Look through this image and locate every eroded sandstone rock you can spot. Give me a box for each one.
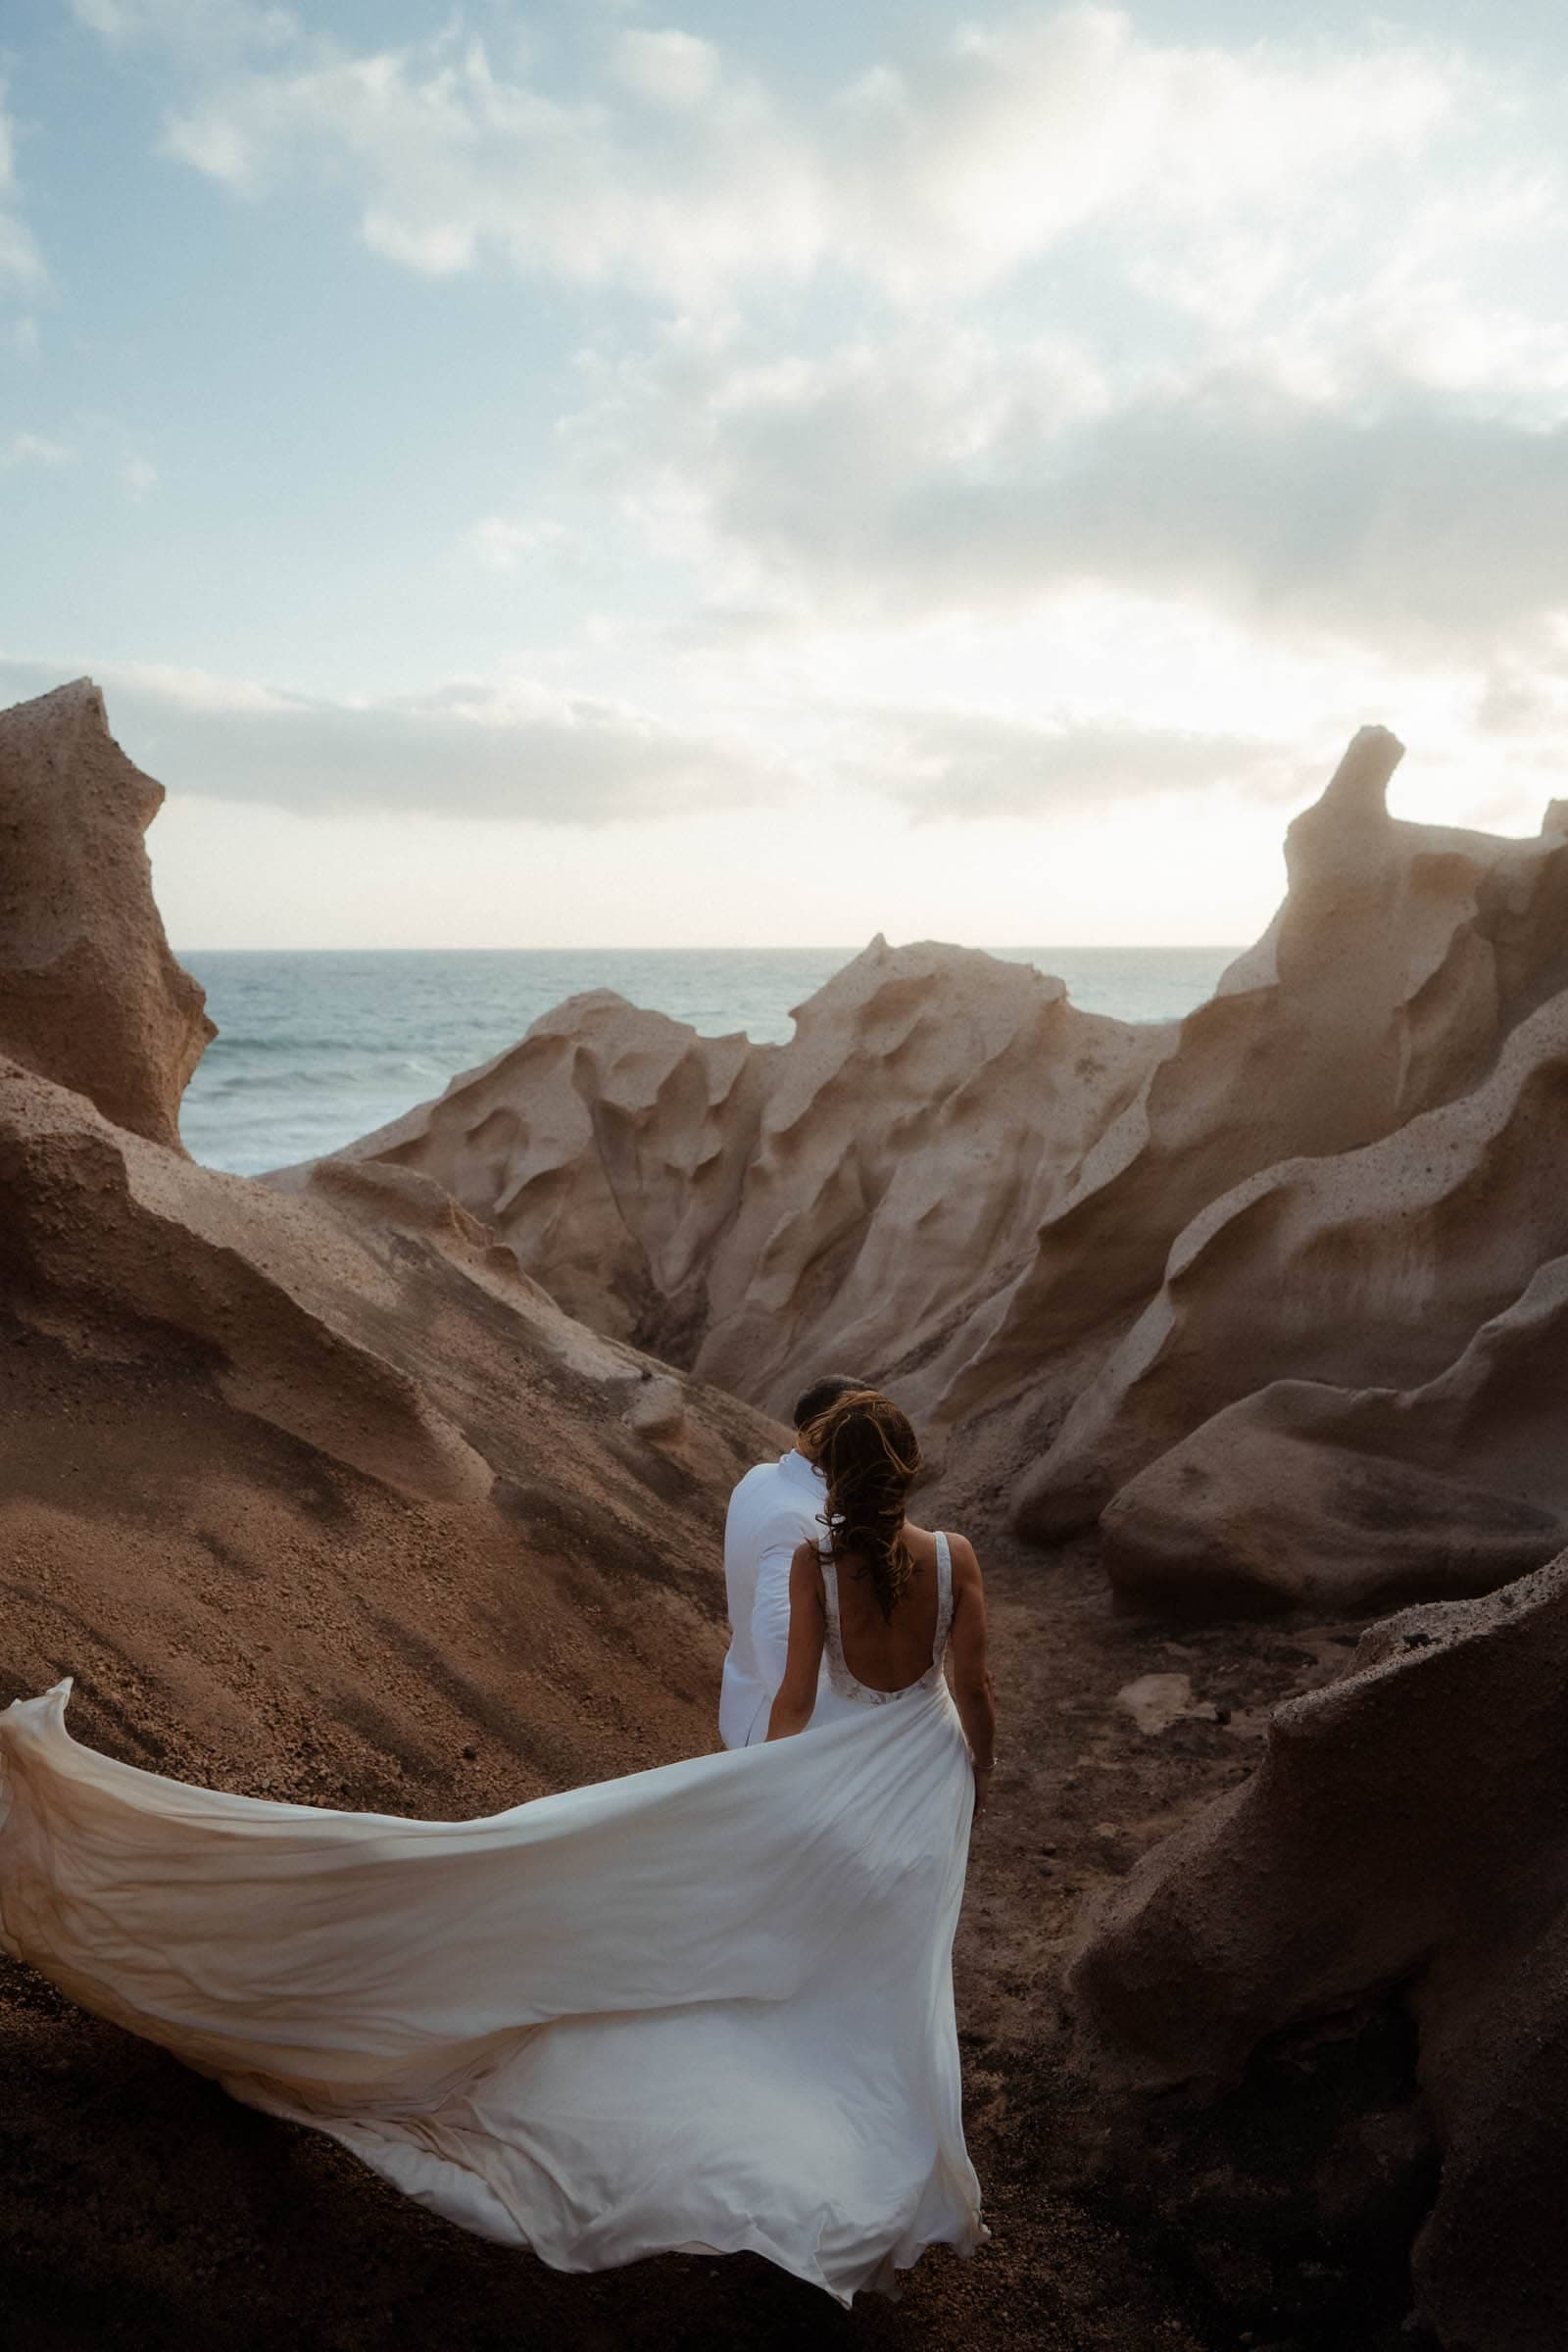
[272,988,774,1361]
[1070,1551,1568,2352]
[1102,1254,1568,1616]
[967,731,1568,1483]
[0,682,779,1805]
[0,1045,780,1798]
[1022,986,1568,1541]
[0,680,214,1149]
[287,934,1157,1418]
[693,937,1152,1411]
[306,723,1568,1567]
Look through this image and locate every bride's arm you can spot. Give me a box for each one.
[764,1544,827,1740]
[947,1536,998,1817]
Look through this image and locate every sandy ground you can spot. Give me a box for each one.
[1,1529,1434,2352]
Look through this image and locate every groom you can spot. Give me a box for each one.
[718,1372,870,1749]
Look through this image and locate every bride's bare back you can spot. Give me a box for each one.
[767,1517,997,1814]
[829,1521,946,1692]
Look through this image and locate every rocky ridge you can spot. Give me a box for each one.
[277,933,1158,1425]
[9,674,1568,2349]
[0,679,778,1810]
[1071,1551,1568,2352]
[0,679,214,1151]
[311,723,1568,1622]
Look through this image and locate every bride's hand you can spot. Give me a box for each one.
[971,1757,994,1825]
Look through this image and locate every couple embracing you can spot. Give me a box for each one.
[0,1381,997,2304]
[722,1373,996,1810]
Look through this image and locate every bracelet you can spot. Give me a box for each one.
[973,1756,997,1772]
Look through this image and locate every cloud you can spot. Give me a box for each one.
[819,10,1458,304]
[862,710,1306,820]
[71,0,298,56]
[568,322,1568,663]
[463,515,585,573]
[0,652,1316,836]
[3,430,69,466]
[89,6,1482,309]
[0,79,46,290]
[153,28,821,300]
[54,2,1568,861]
[0,214,43,286]
[0,659,784,823]
[612,30,722,110]
[76,5,1568,683]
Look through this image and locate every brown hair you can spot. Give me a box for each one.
[792,1371,873,1430]
[801,1388,922,1622]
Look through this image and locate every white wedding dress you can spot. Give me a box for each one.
[0,1534,985,2304]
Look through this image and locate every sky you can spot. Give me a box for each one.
[4,1,1568,948]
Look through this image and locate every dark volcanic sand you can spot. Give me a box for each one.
[1,1535,1440,2352]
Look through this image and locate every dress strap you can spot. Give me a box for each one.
[932,1533,954,1667]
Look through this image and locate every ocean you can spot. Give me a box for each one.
[177,946,1240,1178]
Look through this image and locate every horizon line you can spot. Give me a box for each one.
[172,940,1250,956]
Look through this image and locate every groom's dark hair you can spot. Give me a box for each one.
[793,1373,873,1431]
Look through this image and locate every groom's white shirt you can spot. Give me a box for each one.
[719,1448,830,1750]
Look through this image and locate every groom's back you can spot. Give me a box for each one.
[724,1458,781,1545]
[719,1456,816,1749]
[722,1457,792,1644]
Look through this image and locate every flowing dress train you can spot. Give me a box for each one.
[0,1533,986,2303]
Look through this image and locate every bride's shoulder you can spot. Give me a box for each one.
[907,1524,978,1577]
[939,1530,983,1584]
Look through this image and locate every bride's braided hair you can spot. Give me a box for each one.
[802,1389,923,1623]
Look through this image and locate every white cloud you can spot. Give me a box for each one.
[102,6,1568,676]
[559,311,1568,668]
[107,7,1485,309]
[2,430,69,466]
[612,30,722,109]
[0,213,43,286]
[0,656,785,823]
[821,10,1457,302]
[76,4,1568,669]
[464,515,584,572]
[0,78,46,290]
[0,647,1331,838]
[52,2,1568,885]
[154,33,820,298]
[123,454,158,499]
[856,710,1305,820]
[71,0,299,56]
[167,108,265,185]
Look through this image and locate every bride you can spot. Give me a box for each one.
[0,1389,997,2305]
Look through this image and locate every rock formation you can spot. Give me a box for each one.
[301,722,1568,1623]
[0,680,214,1150]
[0,678,779,1810]
[932,724,1548,1443]
[0,1043,778,1799]
[695,938,1152,1410]
[1070,1551,1568,2352]
[1102,1251,1568,1615]
[994,756,1568,1605]
[278,989,776,1362]
[12,671,1568,2346]
[1024,985,1568,1541]
[280,935,1158,1417]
